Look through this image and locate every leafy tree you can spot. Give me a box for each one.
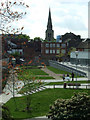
[15,34,30,41]
[34,37,43,42]
[48,92,90,120]
[0,0,29,34]
[17,65,44,112]
[68,47,76,56]
[0,0,29,58]
[2,105,13,120]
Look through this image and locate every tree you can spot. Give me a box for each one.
[17,64,44,112]
[0,0,29,34]
[1,0,29,112]
[0,0,29,58]
[48,92,90,120]
[15,34,30,41]
[34,37,44,42]
[2,105,13,120]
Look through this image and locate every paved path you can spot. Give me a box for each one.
[41,77,88,83]
[41,67,62,79]
[0,77,89,104]
[24,116,51,120]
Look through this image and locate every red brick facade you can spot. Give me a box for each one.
[41,42,67,56]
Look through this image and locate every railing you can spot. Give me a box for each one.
[49,60,87,77]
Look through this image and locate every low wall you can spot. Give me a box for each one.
[49,60,87,77]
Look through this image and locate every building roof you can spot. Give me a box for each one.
[77,39,90,49]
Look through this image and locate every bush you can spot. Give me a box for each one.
[2,105,13,120]
[48,92,90,120]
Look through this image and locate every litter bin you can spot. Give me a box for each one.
[64,82,67,89]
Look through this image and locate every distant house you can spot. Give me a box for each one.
[1,34,28,57]
[70,39,90,66]
[62,32,82,49]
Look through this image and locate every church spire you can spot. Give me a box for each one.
[47,8,52,30]
[45,8,54,42]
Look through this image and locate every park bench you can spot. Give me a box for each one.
[67,83,81,89]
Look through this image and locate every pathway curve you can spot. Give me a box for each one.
[41,67,62,79]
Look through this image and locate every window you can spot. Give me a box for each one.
[41,44,43,47]
[61,44,66,48]
[61,49,66,54]
[46,49,49,54]
[53,44,55,47]
[57,44,60,47]
[50,43,53,47]
[53,50,55,54]
[48,33,51,37]
[50,50,53,54]
[57,50,60,54]
[46,43,49,47]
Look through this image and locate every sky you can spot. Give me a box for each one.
[1,0,90,39]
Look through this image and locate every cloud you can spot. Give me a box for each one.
[0,0,88,39]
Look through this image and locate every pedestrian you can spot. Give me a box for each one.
[63,74,65,81]
[66,74,70,81]
[71,72,74,81]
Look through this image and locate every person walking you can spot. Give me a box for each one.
[66,74,70,81]
[63,74,65,81]
[71,72,74,81]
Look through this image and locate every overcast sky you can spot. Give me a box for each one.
[1,0,90,39]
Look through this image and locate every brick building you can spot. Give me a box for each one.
[41,42,67,59]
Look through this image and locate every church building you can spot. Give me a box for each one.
[45,8,54,41]
[41,8,67,60]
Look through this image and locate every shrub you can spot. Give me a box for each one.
[48,92,90,120]
[2,105,13,120]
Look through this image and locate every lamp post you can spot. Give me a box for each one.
[75,51,78,82]
[12,57,18,110]
[12,57,16,97]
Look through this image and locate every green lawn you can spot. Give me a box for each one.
[47,66,70,74]
[18,75,54,80]
[20,68,48,75]
[47,66,84,77]
[5,89,90,119]
[17,68,50,80]
[34,76,54,79]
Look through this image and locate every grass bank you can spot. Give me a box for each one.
[5,89,90,119]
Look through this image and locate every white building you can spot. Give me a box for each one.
[70,39,90,66]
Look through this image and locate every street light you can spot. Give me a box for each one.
[75,51,79,82]
[12,57,16,97]
[12,57,18,110]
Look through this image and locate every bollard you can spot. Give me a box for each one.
[64,82,66,89]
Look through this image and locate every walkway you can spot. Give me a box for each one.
[41,67,62,79]
[0,77,89,104]
[24,116,51,120]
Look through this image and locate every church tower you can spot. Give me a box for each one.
[45,8,54,42]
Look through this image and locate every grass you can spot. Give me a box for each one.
[34,76,54,79]
[5,89,90,119]
[47,66,84,77]
[47,66,70,74]
[46,80,90,85]
[20,68,48,75]
[17,68,50,80]
[18,76,54,80]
